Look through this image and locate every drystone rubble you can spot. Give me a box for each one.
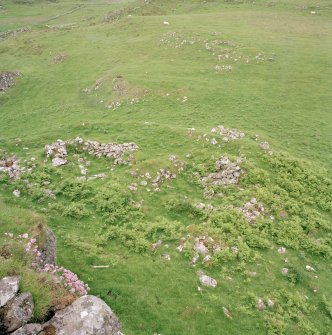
[0,156,22,179]
[201,156,242,188]
[0,72,21,92]
[238,198,265,223]
[44,138,138,167]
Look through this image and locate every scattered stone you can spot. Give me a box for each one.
[267,299,274,308]
[42,295,121,335]
[152,169,176,189]
[211,125,245,142]
[0,292,34,333]
[163,21,169,25]
[0,72,21,92]
[246,271,257,277]
[0,276,20,308]
[198,271,217,288]
[12,189,21,198]
[257,298,266,311]
[238,198,264,223]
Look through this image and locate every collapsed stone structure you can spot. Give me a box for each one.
[45,138,138,167]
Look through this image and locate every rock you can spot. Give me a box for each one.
[162,254,171,261]
[281,268,289,275]
[0,276,20,308]
[305,265,315,272]
[12,189,21,198]
[194,242,208,255]
[52,157,67,167]
[257,298,266,310]
[198,272,217,288]
[11,323,42,335]
[42,295,121,335]
[277,247,286,254]
[259,141,270,150]
[267,299,274,308]
[0,292,34,332]
[222,307,232,319]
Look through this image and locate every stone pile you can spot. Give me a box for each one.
[0,72,21,92]
[0,156,22,179]
[211,125,245,142]
[238,198,264,223]
[201,156,242,187]
[44,140,68,167]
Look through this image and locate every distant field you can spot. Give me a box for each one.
[1,0,331,334]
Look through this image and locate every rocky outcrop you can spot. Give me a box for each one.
[11,323,42,335]
[42,295,121,335]
[0,227,123,335]
[0,292,34,333]
[0,276,20,308]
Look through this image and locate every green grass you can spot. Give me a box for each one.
[0,0,331,334]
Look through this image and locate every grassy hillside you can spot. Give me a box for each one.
[0,0,331,334]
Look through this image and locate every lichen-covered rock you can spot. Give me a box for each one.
[0,276,20,308]
[198,271,217,288]
[40,227,57,266]
[42,295,121,335]
[11,323,42,335]
[0,292,34,333]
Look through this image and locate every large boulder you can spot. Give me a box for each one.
[0,276,20,308]
[11,323,42,335]
[41,295,121,335]
[0,292,34,333]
